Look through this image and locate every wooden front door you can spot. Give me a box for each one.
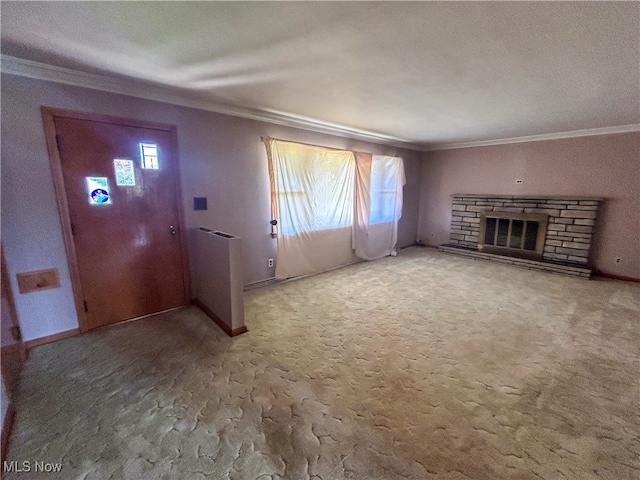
[44,109,190,331]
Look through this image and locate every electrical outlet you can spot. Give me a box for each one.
[516,179,523,184]
[615,257,622,264]
[268,258,274,267]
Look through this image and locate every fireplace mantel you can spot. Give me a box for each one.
[440,194,603,278]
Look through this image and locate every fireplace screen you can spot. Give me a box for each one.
[479,212,548,259]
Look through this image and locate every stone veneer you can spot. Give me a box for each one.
[442,194,603,275]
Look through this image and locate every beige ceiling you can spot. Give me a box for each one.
[2,2,639,149]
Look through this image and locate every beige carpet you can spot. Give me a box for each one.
[5,248,640,480]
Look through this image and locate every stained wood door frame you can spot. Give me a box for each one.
[1,245,27,466]
[1,246,27,365]
[41,107,191,333]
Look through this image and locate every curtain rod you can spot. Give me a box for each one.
[260,136,395,157]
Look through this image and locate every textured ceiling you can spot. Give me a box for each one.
[2,2,639,149]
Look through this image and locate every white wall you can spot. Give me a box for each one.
[1,73,422,342]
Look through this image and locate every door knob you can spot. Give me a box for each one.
[169,225,177,235]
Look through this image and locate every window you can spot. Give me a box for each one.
[369,156,402,224]
[86,177,111,204]
[139,143,158,169]
[113,159,136,186]
[265,137,405,278]
[270,141,355,236]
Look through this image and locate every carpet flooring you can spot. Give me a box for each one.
[5,248,640,479]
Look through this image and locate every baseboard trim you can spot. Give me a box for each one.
[230,325,248,336]
[25,328,80,350]
[244,277,278,291]
[1,402,16,466]
[594,272,640,283]
[193,299,248,337]
[413,242,439,249]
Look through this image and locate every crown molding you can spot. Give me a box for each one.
[0,55,418,150]
[422,124,640,151]
[3,55,638,153]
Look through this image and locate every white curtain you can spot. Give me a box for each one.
[353,153,406,260]
[267,139,358,279]
[266,139,405,279]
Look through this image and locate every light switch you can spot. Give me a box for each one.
[17,268,60,294]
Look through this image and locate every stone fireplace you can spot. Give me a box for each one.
[439,194,603,278]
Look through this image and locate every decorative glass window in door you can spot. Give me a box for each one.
[114,159,136,186]
[140,143,159,169]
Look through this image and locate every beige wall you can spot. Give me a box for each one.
[1,74,422,341]
[418,132,640,279]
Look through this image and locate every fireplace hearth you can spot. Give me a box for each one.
[439,194,603,278]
